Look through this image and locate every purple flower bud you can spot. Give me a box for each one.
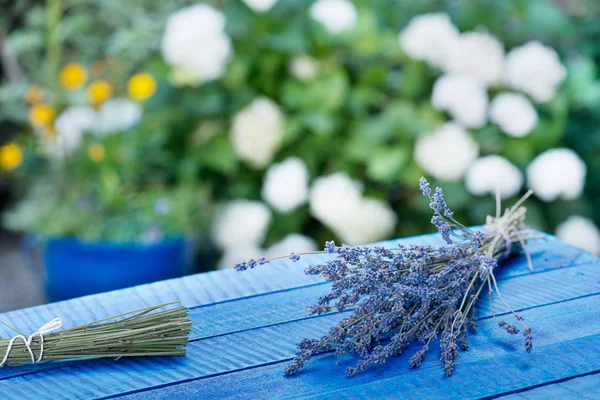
[419,177,431,197]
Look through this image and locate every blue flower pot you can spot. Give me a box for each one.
[43,237,187,302]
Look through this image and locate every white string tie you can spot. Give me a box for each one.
[0,318,62,367]
[489,225,512,257]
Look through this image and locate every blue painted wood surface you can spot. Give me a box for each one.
[0,231,598,399]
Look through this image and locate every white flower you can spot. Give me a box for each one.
[309,173,396,245]
[94,98,142,137]
[504,41,566,103]
[398,12,459,69]
[231,97,285,168]
[52,106,96,155]
[335,198,397,245]
[212,200,272,249]
[241,0,278,12]
[526,148,586,202]
[289,56,318,81]
[261,157,309,213]
[161,5,232,83]
[446,31,504,86]
[489,93,538,137]
[265,234,317,259]
[414,123,479,181]
[218,244,264,269]
[556,216,600,255]
[432,74,489,129]
[465,155,523,198]
[310,172,363,233]
[309,0,358,34]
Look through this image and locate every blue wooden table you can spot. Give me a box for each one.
[0,231,599,399]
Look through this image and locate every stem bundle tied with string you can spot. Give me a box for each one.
[235,178,536,377]
[0,302,191,366]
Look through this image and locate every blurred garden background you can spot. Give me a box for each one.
[1,0,600,310]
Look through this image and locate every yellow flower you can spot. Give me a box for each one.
[0,143,23,171]
[60,63,88,89]
[88,143,106,163]
[127,73,157,101]
[87,80,113,105]
[25,86,45,104]
[29,104,55,127]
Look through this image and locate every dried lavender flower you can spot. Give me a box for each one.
[524,327,533,354]
[236,178,535,377]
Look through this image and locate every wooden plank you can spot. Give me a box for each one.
[0,283,599,399]
[113,295,600,400]
[498,372,600,399]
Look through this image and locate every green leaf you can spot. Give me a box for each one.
[399,60,430,98]
[366,146,410,183]
[197,135,239,175]
[264,19,309,53]
[281,68,349,111]
[344,132,379,162]
[567,57,600,108]
[302,111,338,136]
[502,137,535,165]
[438,181,471,210]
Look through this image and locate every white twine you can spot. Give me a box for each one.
[0,318,62,367]
[490,225,512,256]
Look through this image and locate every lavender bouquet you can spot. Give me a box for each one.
[0,302,191,367]
[235,178,535,377]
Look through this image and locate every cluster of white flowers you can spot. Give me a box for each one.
[52,106,97,157]
[309,173,396,245]
[161,5,232,84]
[465,155,523,198]
[241,0,278,13]
[212,200,272,250]
[414,123,479,181]
[526,148,586,202]
[261,157,309,213]
[556,216,600,255]
[309,0,358,34]
[265,233,317,259]
[489,93,538,137]
[398,13,567,143]
[95,99,142,137]
[400,12,579,203]
[289,55,319,81]
[432,74,488,128]
[446,31,504,86]
[398,12,459,69]
[46,100,142,160]
[231,97,285,168]
[504,41,567,103]
[399,13,565,100]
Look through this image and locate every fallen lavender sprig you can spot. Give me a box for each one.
[235,178,535,377]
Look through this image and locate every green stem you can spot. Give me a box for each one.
[46,0,62,108]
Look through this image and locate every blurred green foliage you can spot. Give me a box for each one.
[1,0,600,248]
